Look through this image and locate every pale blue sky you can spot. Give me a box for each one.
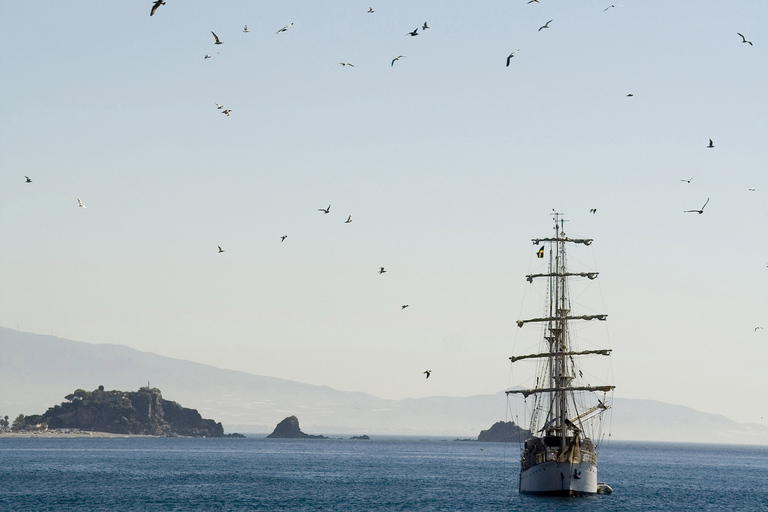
[1,1,766,425]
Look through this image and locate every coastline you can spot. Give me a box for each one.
[0,431,158,439]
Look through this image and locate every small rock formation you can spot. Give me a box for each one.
[350,435,370,440]
[266,415,328,439]
[22,387,223,437]
[477,421,530,442]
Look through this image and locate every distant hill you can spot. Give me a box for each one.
[2,328,767,444]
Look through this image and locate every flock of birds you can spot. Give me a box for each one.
[16,2,763,391]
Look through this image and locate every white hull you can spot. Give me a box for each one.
[519,460,598,496]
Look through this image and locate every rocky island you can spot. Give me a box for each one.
[21,386,224,437]
[266,415,328,439]
[477,421,530,443]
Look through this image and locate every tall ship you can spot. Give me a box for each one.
[507,212,614,496]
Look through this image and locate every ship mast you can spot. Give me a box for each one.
[507,212,614,448]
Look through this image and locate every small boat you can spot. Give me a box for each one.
[507,212,615,496]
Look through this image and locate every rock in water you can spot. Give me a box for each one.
[266,415,328,439]
[477,421,530,442]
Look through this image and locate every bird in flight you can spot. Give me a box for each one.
[391,55,406,67]
[280,235,288,242]
[318,204,331,214]
[401,304,409,310]
[150,0,165,17]
[222,109,232,116]
[338,62,355,67]
[603,4,622,11]
[218,246,225,253]
[77,198,86,208]
[368,7,374,13]
[749,188,756,191]
[277,23,293,34]
[589,208,597,214]
[538,20,553,31]
[707,139,714,148]
[25,176,32,183]
[506,50,519,67]
[684,197,710,214]
[204,54,211,59]
[216,103,223,109]
[680,177,694,183]
[527,0,540,3]
[211,32,223,45]
[424,370,431,379]
[345,215,352,223]
[738,33,753,46]
[755,327,764,331]
[379,267,386,274]
[406,28,419,36]
[626,93,634,97]
[422,22,430,30]
[243,25,250,33]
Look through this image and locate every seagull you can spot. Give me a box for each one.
[424,370,431,379]
[150,0,165,17]
[755,327,764,331]
[345,215,352,223]
[216,103,223,109]
[749,188,756,191]
[222,109,232,116]
[401,305,409,309]
[707,138,714,148]
[243,25,250,33]
[527,0,539,3]
[538,20,553,31]
[684,197,710,214]
[603,4,622,11]
[738,33,753,46]
[77,198,86,208]
[211,32,223,45]
[422,22,429,30]
[379,267,386,274]
[24,176,32,183]
[391,55,406,66]
[218,246,225,253]
[506,50,519,67]
[590,208,597,214]
[368,7,374,13]
[626,93,634,97]
[338,62,355,67]
[318,204,331,214]
[204,54,211,59]
[276,23,293,34]
[280,235,287,242]
[680,177,694,183]
[406,28,419,36]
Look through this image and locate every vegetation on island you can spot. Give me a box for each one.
[18,386,224,437]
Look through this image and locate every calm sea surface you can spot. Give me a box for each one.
[1,437,766,511]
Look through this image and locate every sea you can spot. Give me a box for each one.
[1,437,766,511]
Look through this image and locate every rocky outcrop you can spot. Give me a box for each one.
[23,387,223,437]
[477,421,530,442]
[266,415,328,439]
[350,435,370,440]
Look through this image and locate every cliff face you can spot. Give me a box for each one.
[24,387,223,437]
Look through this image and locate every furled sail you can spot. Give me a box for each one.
[506,385,615,399]
[526,272,598,283]
[509,349,611,363]
[532,237,592,246]
[516,315,606,327]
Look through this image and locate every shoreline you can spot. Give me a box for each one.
[0,431,158,439]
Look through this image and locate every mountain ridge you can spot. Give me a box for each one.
[1,327,766,444]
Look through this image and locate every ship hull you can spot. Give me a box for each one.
[519,460,598,496]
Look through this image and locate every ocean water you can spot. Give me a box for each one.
[0,437,766,511]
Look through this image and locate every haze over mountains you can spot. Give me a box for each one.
[2,328,766,444]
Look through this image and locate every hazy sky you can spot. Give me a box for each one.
[1,1,766,426]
